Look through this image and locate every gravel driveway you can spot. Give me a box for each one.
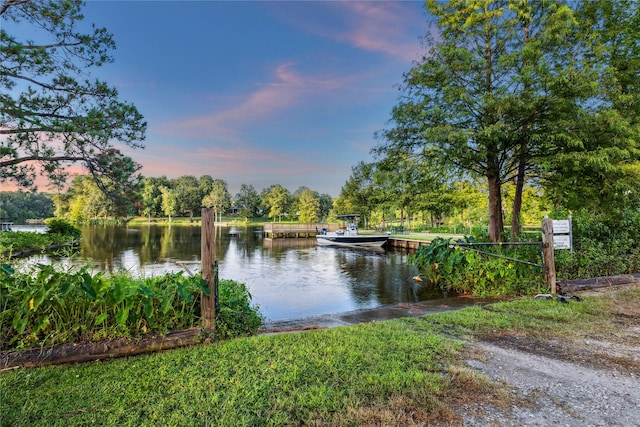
[459,285,640,426]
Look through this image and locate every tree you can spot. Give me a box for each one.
[58,174,132,222]
[202,179,231,222]
[317,193,333,221]
[234,184,261,219]
[198,175,215,199]
[159,186,177,222]
[377,0,596,241]
[0,0,146,195]
[540,0,640,214]
[171,175,201,220]
[296,188,320,223]
[0,191,53,223]
[261,184,291,221]
[140,176,169,221]
[334,162,378,227]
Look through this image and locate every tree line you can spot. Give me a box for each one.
[43,174,334,224]
[0,192,54,224]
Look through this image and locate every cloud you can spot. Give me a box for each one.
[161,62,348,141]
[269,1,425,63]
[333,2,425,62]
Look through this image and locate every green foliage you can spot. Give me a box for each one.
[55,175,136,223]
[1,0,146,192]
[0,231,75,258]
[44,218,81,238]
[202,178,232,216]
[216,279,264,340]
[555,210,640,279]
[0,265,262,350]
[235,183,263,218]
[261,184,292,221]
[411,237,544,296]
[295,188,321,222]
[0,192,54,223]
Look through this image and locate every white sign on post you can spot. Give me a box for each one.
[552,219,571,234]
[553,235,572,250]
[551,217,572,251]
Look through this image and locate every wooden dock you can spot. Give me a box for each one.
[386,238,431,250]
[262,224,433,249]
[263,222,337,238]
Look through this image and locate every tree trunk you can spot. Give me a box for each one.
[487,174,504,242]
[510,157,526,241]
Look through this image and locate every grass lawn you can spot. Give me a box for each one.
[2,288,637,426]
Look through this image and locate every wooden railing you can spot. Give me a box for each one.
[263,222,337,238]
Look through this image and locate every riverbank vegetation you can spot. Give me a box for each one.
[0,219,81,257]
[411,209,640,296]
[0,263,262,351]
[2,287,637,426]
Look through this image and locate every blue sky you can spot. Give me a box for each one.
[14,1,431,197]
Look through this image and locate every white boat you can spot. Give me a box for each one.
[316,215,389,248]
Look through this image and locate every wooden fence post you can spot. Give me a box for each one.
[201,208,216,331]
[541,216,557,294]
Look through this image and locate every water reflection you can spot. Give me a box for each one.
[23,224,449,321]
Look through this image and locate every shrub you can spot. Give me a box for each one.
[410,237,545,296]
[44,218,81,238]
[555,209,640,279]
[216,279,264,339]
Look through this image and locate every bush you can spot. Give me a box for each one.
[44,218,81,238]
[410,237,545,296]
[555,209,640,279]
[216,279,264,339]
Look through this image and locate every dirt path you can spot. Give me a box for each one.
[459,284,640,426]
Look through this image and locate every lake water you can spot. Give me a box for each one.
[20,224,450,322]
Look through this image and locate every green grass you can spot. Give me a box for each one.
[2,289,636,426]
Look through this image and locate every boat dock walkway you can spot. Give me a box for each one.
[264,222,338,238]
[386,237,431,249]
[263,223,432,249]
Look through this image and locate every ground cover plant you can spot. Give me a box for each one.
[0,264,263,350]
[411,210,640,296]
[1,288,637,426]
[410,237,545,296]
[0,219,80,257]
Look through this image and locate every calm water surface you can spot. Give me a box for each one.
[23,224,449,321]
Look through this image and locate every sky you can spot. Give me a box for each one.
[5,1,430,197]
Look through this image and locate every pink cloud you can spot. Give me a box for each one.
[161,62,348,141]
[269,2,424,63]
[334,2,424,62]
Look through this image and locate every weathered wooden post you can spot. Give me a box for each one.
[201,208,216,331]
[541,216,557,294]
